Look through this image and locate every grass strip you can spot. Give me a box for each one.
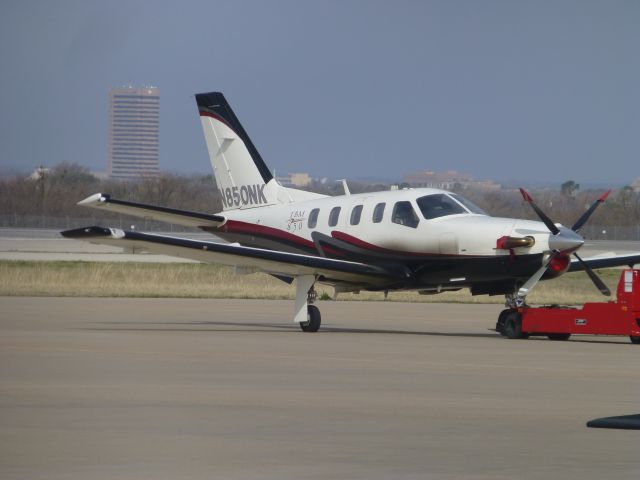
[0,260,623,304]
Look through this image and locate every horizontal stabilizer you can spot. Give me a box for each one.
[77,193,225,229]
[61,226,411,288]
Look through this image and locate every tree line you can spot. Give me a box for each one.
[1,163,639,230]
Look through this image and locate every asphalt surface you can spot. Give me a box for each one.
[1,297,639,479]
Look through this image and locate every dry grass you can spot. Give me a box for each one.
[0,260,624,305]
[0,261,292,299]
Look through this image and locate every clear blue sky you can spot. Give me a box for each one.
[1,0,638,184]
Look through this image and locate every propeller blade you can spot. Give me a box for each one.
[519,188,560,235]
[573,252,611,296]
[571,190,611,232]
[517,254,554,298]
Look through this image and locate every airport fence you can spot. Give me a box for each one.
[1,214,639,240]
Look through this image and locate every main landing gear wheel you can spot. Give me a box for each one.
[548,333,571,341]
[503,311,530,339]
[300,305,321,332]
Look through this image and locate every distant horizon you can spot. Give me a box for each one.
[0,161,635,191]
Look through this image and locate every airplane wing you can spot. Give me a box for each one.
[77,193,225,229]
[61,226,411,287]
[569,253,640,271]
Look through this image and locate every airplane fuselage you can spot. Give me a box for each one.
[209,187,555,294]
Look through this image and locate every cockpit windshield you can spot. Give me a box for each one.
[416,193,487,219]
[449,194,487,215]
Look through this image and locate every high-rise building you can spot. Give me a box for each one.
[107,86,160,179]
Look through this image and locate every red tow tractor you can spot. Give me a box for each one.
[496,269,640,343]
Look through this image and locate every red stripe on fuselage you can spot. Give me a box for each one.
[221,220,343,256]
[220,221,488,260]
[222,220,315,249]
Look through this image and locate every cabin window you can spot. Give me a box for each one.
[350,205,363,225]
[416,194,466,219]
[372,202,385,223]
[308,208,319,228]
[328,206,341,227]
[392,201,419,228]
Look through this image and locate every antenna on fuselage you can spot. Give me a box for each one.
[338,179,351,196]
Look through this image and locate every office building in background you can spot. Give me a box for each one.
[107,86,160,179]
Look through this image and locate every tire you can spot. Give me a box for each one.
[300,305,321,332]
[547,333,571,341]
[496,309,511,336]
[503,312,529,339]
[630,336,640,345]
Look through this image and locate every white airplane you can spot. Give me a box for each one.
[63,91,640,335]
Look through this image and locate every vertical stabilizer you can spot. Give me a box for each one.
[196,92,281,210]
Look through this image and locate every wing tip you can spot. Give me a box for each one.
[77,193,109,207]
[61,226,113,239]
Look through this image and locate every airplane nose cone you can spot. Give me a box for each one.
[548,228,584,252]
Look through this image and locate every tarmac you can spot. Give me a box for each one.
[1,297,639,479]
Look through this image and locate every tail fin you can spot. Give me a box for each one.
[196,92,280,210]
